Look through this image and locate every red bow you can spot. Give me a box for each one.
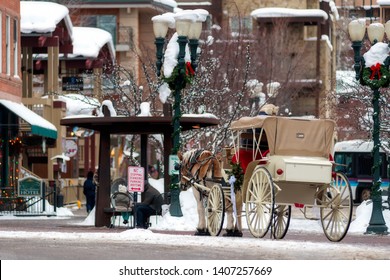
[370,63,382,80]
[186,62,195,76]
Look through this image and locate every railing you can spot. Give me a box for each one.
[0,185,58,216]
[1,168,84,216]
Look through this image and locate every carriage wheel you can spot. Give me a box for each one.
[207,184,225,236]
[320,172,353,242]
[273,205,291,239]
[245,167,275,238]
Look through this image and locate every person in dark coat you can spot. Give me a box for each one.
[135,181,163,229]
[83,171,96,213]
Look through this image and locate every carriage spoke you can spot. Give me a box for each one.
[246,167,274,238]
[206,184,225,236]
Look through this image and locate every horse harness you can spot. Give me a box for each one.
[182,149,222,199]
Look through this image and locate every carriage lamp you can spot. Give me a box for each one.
[348,20,389,234]
[152,10,208,217]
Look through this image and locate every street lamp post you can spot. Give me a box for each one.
[152,10,207,217]
[348,19,388,234]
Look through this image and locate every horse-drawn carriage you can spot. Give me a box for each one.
[179,116,353,242]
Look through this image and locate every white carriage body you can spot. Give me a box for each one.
[229,116,335,185]
[226,116,352,242]
[267,155,332,184]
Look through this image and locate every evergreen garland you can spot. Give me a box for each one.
[163,62,194,89]
[226,161,244,193]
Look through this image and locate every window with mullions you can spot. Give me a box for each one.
[229,17,252,35]
[80,15,116,46]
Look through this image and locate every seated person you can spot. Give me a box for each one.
[135,181,163,229]
[115,184,133,225]
[148,165,159,179]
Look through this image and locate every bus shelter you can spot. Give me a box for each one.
[60,115,219,227]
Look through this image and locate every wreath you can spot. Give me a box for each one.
[362,63,390,89]
[163,62,195,89]
[226,161,244,193]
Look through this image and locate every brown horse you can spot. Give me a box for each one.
[178,149,243,236]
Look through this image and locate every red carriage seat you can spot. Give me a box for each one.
[231,149,268,173]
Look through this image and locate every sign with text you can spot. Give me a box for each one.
[127,166,144,192]
[62,76,83,91]
[18,177,42,197]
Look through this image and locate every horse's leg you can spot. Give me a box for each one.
[223,191,243,237]
[234,191,243,236]
[193,188,209,235]
[225,199,234,231]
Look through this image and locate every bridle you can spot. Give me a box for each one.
[180,150,218,191]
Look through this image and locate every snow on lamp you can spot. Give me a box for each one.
[152,10,208,217]
[348,19,389,235]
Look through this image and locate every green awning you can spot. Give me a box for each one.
[0,99,57,139]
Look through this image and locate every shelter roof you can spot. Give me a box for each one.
[60,116,219,134]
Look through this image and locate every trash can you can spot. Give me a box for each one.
[57,194,64,208]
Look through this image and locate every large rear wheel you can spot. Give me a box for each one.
[245,167,275,238]
[207,184,225,236]
[320,172,353,242]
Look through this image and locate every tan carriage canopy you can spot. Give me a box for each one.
[230,116,336,157]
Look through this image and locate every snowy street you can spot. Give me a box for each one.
[0,196,389,260]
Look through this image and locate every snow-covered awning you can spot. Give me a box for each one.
[0,99,57,139]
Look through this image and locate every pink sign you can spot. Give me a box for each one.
[127,166,145,192]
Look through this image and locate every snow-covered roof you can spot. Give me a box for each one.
[20,1,73,38]
[251,7,329,21]
[154,0,178,8]
[20,1,115,62]
[377,0,390,5]
[69,27,116,61]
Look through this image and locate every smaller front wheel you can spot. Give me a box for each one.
[207,184,225,236]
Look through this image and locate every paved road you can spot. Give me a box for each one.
[0,207,389,260]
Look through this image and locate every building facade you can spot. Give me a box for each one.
[0,1,58,201]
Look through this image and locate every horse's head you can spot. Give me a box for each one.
[177,149,224,191]
[177,150,193,191]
